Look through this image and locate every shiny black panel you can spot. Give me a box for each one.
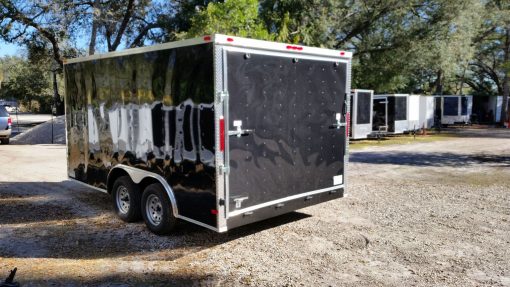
[444,97,459,116]
[372,97,387,131]
[227,51,346,211]
[64,43,217,227]
[461,96,468,115]
[356,92,371,124]
[388,97,396,131]
[395,96,407,121]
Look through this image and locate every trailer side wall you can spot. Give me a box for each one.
[65,43,218,227]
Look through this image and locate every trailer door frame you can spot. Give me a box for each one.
[218,45,349,220]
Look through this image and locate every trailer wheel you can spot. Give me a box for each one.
[141,183,176,235]
[0,138,8,144]
[112,176,142,222]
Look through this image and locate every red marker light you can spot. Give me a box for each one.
[219,117,225,152]
[227,37,234,42]
[7,117,12,125]
[203,35,211,41]
[346,112,350,137]
[286,45,303,51]
[340,51,346,56]
[211,209,219,215]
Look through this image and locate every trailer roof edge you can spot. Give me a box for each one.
[212,34,353,60]
[64,34,352,65]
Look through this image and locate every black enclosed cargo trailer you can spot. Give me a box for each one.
[64,34,352,234]
[372,94,408,134]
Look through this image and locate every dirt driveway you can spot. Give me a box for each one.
[0,129,509,286]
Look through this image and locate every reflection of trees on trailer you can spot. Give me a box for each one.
[372,94,408,134]
[349,89,373,139]
[432,95,472,125]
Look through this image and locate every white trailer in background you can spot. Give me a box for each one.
[418,95,435,129]
[491,96,503,122]
[407,95,421,131]
[373,94,409,134]
[349,89,374,139]
[434,95,473,125]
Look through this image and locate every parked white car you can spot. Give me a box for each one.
[0,105,12,144]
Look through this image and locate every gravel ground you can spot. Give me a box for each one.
[0,129,509,286]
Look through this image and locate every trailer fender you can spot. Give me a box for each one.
[108,164,179,217]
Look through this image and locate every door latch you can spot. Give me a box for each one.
[233,197,249,209]
[329,113,346,129]
[228,120,254,137]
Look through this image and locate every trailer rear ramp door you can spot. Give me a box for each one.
[224,49,347,227]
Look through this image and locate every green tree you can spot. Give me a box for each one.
[467,0,510,124]
[186,0,272,39]
[0,56,52,112]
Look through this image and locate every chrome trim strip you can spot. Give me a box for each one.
[214,43,228,232]
[344,55,352,196]
[177,215,219,232]
[109,164,179,217]
[66,34,352,66]
[221,46,350,64]
[228,185,344,217]
[214,34,353,59]
[69,178,108,194]
[222,46,231,220]
[65,36,210,64]
[64,34,352,65]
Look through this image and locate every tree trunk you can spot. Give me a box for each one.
[434,70,443,95]
[52,70,64,115]
[88,0,101,55]
[501,25,510,125]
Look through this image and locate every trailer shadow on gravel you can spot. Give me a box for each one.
[0,180,310,260]
[20,272,217,287]
[349,151,510,167]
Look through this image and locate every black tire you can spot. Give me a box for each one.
[1,138,8,144]
[111,176,142,222]
[141,183,176,235]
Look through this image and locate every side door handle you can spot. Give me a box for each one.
[229,120,254,137]
[329,113,346,129]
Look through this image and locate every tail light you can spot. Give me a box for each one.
[7,117,12,126]
[219,116,225,152]
[346,112,350,137]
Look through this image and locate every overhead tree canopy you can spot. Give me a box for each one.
[0,0,509,121]
[186,0,272,39]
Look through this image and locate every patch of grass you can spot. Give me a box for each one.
[349,132,458,150]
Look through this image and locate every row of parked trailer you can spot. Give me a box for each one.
[349,90,474,139]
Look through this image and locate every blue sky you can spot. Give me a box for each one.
[0,41,23,57]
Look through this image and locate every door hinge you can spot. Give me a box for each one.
[216,91,229,103]
[219,165,230,175]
